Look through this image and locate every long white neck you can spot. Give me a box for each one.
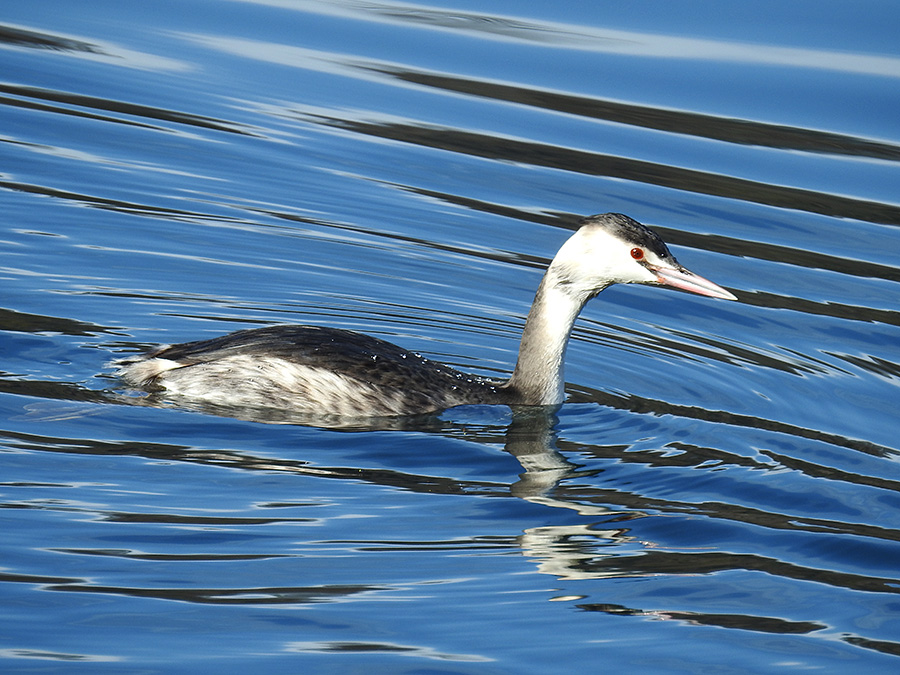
[505,266,601,405]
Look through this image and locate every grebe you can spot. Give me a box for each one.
[117,213,736,417]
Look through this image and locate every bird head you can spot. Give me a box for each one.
[551,213,737,301]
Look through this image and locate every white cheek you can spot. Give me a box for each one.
[601,254,657,285]
[629,264,659,284]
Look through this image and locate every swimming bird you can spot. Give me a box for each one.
[117,213,736,417]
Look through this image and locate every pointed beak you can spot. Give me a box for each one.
[651,265,737,301]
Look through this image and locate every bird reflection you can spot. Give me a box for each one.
[124,391,624,520]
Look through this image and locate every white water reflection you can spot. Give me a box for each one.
[221,0,900,78]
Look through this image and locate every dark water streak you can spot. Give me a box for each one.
[374,65,900,162]
[314,114,900,226]
[0,82,257,136]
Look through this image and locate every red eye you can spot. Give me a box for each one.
[630,247,644,260]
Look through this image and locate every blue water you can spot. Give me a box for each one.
[2,1,900,672]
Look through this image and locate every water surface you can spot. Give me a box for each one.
[2,1,899,672]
